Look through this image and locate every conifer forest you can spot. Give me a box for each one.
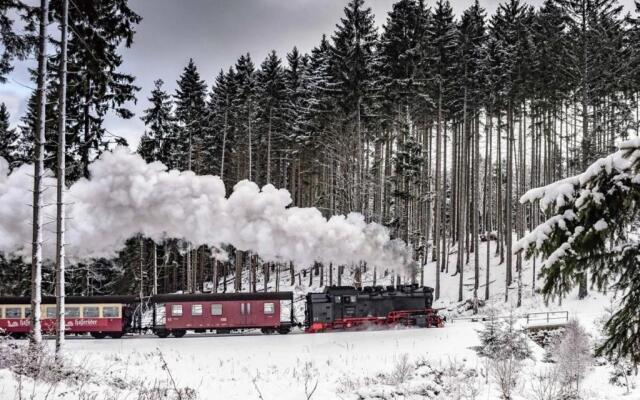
[2,0,640,398]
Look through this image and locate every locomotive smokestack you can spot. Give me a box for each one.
[0,149,412,272]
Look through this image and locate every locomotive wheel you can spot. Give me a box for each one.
[216,329,231,335]
[260,328,276,335]
[277,327,291,335]
[90,332,107,339]
[172,330,186,338]
[155,330,170,338]
[108,332,123,339]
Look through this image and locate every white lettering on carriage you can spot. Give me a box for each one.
[74,319,98,326]
[7,320,31,328]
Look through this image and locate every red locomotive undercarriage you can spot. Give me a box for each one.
[306,308,445,333]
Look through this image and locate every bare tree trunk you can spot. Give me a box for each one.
[433,85,443,299]
[153,243,158,295]
[220,102,229,179]
[55,0,68,357]
[31,0,49,346]
[235,250,243,292]
[457,89,468,303]
[505,100,514,302]
[484,110,493,301]
[267,108,272,183]
[473,112,480,314]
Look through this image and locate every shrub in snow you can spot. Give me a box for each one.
[477,308,503,358]
[477,311,531,400]
[609,357,637,394]
[554,320,591,397]
[386,353,414,385]
[478,310,532,362]
[529,367,562,400]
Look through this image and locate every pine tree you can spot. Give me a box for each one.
[174,59,207,293]
[0,103,19,169]
[379,0,428,246]
[139,79,176,167]
[519,139,640,366]
[330,0,378,213]
[207,68,237,184]
[256,50,286,185]
[47,0,141,180]
[233,53,258,182]
[429,0,458,298]
[0,0,31,82]
[456,0,486,309]
[174,59,207,173]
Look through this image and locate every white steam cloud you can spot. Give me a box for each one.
[0,148,412,271]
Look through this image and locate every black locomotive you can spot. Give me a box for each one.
[305,284,443,332]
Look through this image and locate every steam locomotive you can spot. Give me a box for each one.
[0,285,443,338]
[305,284,443,333]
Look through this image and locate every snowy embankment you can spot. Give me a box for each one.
[1,241,637,400]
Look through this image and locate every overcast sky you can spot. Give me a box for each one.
[0,0,636,147]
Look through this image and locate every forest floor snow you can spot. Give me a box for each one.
[1,240,638,400]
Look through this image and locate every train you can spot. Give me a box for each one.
[0,284,444,339]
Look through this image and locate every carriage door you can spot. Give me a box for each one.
[240,302,252,326]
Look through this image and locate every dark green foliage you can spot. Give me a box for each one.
[0,0,32,82]
[174,59,208,173]
[0,103,20,169]
[139,79,176,167]
[520,143,640,365]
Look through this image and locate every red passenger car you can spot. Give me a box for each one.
[0,296,136,338]
[152,292,294,338]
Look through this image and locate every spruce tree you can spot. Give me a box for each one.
[207,68,238,183]
[233,53,258,181]
[330,0,379,213]
[48,0,141,180]
[174,59,208,173]
[139,79,176,167]
[0,103,19,169]
[429,0,458,298]
[0,0,31,82]
[256,50,286,184]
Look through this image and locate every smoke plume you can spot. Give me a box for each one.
[0,148,413,271]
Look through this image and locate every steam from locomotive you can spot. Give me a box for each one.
[0,148,413,271]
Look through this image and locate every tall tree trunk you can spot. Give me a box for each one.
[267,107,272,183]
[473,111,480,314]
[31,0,49,346]
[484,110,493,301]
[505,100,514,302]
[433,85,443,299]
[55,0,68,357]
[220,102,229,179]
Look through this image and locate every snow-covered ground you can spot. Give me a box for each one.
[1,241,637,399]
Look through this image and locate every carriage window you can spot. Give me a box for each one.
[83,306,99,318]
[263,303,275,315]
[0,307,3,318]
[46,307,56,318]
[211,304,222,316]
[103,307,119,318]
[5,307,20,318]
[24,307,32,318]
[191,304,203,316]
[171,304,183,317]
[65,307,80,318]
